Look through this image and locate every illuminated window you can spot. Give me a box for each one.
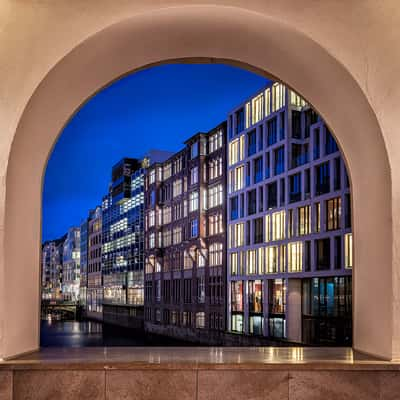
[208,184,223,208]
[190,219,198,238]
[209,243,223,266]
[264,246,277,273]
[148,210,155,228]
[163,163,172,180]
[173,179,182,198]
[265,214,271,242]
[251,93,264,124]
[229,165,244,193]
[197,249,206,268]
[230,252,238,275]
[163,230,172,247]
[162,206,171,225]
[229,139,239,166]
[209,157,223,180]
[257,247,264,274]
[248,280,263,313]
[326,197,342,231]
[265,87,271,117]
[272,83,285,112]
[345,233,353,269]
[315,203,321,233]
[191,142,198,159]
[290,90,306,107]
[280,244,286,272]
[288,241,303,272]
[209,213,223,236]
[172,227,182,245]
[184,250,193,269]
[229,222,244,248]
[245,102,251,128]
[271,211,285,241]
[231,281,243,312]
[247,249,256,274]
[195,312,205,329]
[189,191,199,212]
[149,233,155,249]
[298,205,311,235]
[149,169,156,184]
[209,129,223,153]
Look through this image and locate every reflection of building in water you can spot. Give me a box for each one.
[62,227,81,302]
[227,83,352,345]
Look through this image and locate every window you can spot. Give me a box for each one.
[247,249,256,274]
[313,128,320,160]
[162,206,172,225]
[172,227,182,245]
[272,83,285,112]
[326,197,341,231]
[334,158,341,191]
[245,102,251,128]
[266,246,278,273]
[265,152,270,179]
[291,143,309,168]
[265,88,271,117]
[274,146,285,175]
[191,219,198,238]
[229,222,244,248]
[195,312,205,329]
[247,189,257,215]
[315,202,321,233]
[229,139,239,166]
[209,157,222,180]
[315,162,330,195]
[191,142,198,159]
[288,242,303,272]
[235,108,245,134]
[292,110,301,138]
[289,173,302,203]
[304,108,318,138]
[189,191,199,212]
[316,238,330,270]
[267,117,277,146]
[290,90,306,107]
[190,167,198,185]
[163,163,172,180]
[248,280,263,313]
[209,129,223,153]
[208,184,223,208]
[247,130,256,156]
[253,218,264,244]
[253,157,263,183]
[279,111,285,140]
[230,165,244,193]
[149,169,156,185]
[231,281,243,312]
[298,205,311,235]
[267,182,277,209]
[197,277,205,303]
[251,93,264,124]
[230,196,239,220]
[209,213,223,236]
[148,210,155,228]
[325,129,339,155]
[149,233,155,249]
[173,179,182,197]
[271,210,285,241]
[209,243,223,266]
[230,252,238,275]
[345,194,352,228]
[344,233,353,269]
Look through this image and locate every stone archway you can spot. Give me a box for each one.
[1,5,394,359]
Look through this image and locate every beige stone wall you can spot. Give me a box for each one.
[1,1,400,359]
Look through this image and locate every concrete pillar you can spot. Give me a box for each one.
[287,279,302,343]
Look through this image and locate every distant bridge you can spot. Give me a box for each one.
[41,301,81,320]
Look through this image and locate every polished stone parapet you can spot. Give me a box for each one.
[1,347,400,399]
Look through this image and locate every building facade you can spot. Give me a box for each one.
[87,206,103,320]
[41,236,65,301]
[62,227,81,302]
[79,218,88,308]
[144,123,227,343]
[227,83,352,345]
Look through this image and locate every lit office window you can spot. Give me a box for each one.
[247,249,256,274]
[266,246,278,273]
[345,233,353,269]
[265,87,271,117]
[190,219,198,238]
[280,244,286,272]
[189,191,199,212]
[298,205,311,235]
[229,222,244,248]
[271,210,286,241]
[272,83,285,112]
[290,90,306,107]
[265,214,271,242]
[288,241,303,272]
[209,213,223,236]
[257,247,264,274]
[229,139,239,166]
[173,179,182,198]
[163,206,172,225]
[315,202,321,233]
[230,252,238,275]
[149,169,156,185]
[326,197,342,231]
[149,233,155,249]
[148,210,155,228]
[163,230,172,247]
[209,157,222,180]
[231,281,244,312]
[251,93,264,125]
[245,102,251,128]
[208,184,223,208]
[229,165,244,193]
[172,227,182,245]
[197,249,206,268]
[209,129,223,153]
[163,163,172,180]
[210,243,223,266]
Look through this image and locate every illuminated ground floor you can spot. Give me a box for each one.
[229,275,352,345]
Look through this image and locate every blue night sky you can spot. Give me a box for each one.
[42,64,268,242]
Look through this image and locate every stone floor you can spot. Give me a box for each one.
[1,347,400,399]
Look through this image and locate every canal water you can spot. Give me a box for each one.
[40,320,191,347]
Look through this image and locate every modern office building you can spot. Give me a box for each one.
[87,206,103,320]
[226,83,352,345]
[144,122,227,343]
[102,152,171,328]
[79,218,89,308]
[41,236,65,301]
[62,227,81,302]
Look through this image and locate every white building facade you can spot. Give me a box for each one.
[227,83,352,345]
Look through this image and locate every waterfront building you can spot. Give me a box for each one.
[227,83,352,345]
[144,122,227,343]
[62,227,81,302]
[79,218,89,308]
[41,236,65,301]
[102,152,171,328]
[87,206,103,320]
